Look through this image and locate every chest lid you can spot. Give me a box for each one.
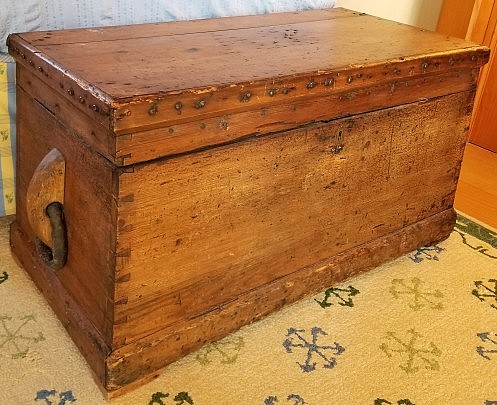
[7,8,489,166]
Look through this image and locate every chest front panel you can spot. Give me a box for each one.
[113,91,471,344]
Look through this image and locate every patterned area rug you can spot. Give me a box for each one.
[1,214,496,404]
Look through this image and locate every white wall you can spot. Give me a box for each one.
[335,0,444,31]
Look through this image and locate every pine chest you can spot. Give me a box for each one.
[7,8,489,396]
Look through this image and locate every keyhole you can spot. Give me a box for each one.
[329,130,344,154]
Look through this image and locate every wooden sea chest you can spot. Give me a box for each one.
[7,8,489,396]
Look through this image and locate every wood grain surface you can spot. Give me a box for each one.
[14,88,117,346]
[7,8,489,396]
[113,91,473,345]
[7,8,488,141]
[455,143,497,229]
[10,9,484,97]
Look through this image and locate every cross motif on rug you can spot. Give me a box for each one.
[283,326,345,372]
[380,328,441,374]
[0,314,45,358]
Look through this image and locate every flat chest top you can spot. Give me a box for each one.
[6,8,486,96]
[7,8,489,162]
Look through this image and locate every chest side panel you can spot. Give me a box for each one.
[13,81,118,350]
[113,91,472,346]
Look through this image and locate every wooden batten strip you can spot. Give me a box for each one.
[110,48,489,135]
[115,68,479,165]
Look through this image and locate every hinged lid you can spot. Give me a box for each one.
[7,8,489,165]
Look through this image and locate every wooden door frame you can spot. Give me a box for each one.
[437,0,497,151]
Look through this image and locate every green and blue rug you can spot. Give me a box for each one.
[0,214,496,404]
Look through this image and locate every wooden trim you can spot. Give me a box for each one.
[467,0,497,43]
[467,0,497,150]
[469,21,497,149]
[437,0,477,38]
[455,143,497,229]
[436,0,496,44]
[438,0,497,151]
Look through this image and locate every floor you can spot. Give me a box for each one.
[454,142,497,230]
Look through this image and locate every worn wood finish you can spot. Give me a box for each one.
[7,8,488,158]
[107,208,457,395]
[113,92,473,344]
[7,8,489,396]
[26,148,65,247]
[116,69,478,165]
[9,221,111,385]
[16,66,114,161]
[15,8,347,46]
[14,87,116,345]
[9,9,483,99]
